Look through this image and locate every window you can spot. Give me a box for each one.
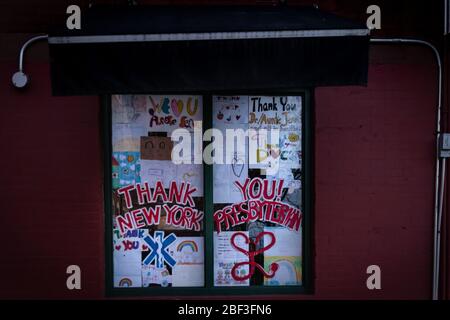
[104,92,312,295]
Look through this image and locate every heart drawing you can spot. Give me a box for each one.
[232,156,245,177]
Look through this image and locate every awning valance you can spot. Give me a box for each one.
[48,5,369,96]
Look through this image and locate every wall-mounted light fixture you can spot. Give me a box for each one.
[12,34,48,88]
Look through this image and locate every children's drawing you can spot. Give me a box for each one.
[213,96,248,126]
[112,152,141,187]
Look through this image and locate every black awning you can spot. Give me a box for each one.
[48,5,369,96]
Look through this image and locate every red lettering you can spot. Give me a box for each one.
[116,212,134,234]
[141,206,160,226]
[182,183,196,207]
[131,209,146,228]
[136,182,151,205]
[168,181,185,204]
[117,185,135,209]
[234,178,250,201]
[153,181,168,202]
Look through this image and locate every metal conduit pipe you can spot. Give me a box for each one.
[370,38,443,300]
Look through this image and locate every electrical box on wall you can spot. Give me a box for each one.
[439,133,450,157]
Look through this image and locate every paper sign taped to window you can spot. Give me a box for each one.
[140,136,173,160]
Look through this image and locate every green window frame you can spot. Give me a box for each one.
[103,90,313,296]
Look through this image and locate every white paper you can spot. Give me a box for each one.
[113,250,142,287]
[112,95,148,126]
[172,264,204,287]
[176,164,203,196]
[163,236,205,287]
[279,131,301,169]
[213,164,248,204]
[214,231,249,286]
[140,160,203,196]
[140,160,176,187]
[264,227,302,257]
[213,96,249,126]
[112,123,147,152]
[248,129,280,170]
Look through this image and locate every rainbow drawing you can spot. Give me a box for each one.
[264,257,302,286]
[177,240,198,252]
[118,278,133,287]
[273,259,298,281]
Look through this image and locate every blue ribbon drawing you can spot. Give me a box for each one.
[142,231,177,269]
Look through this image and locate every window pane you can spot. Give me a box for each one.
[212,95,303,287]
[111,95,205,288]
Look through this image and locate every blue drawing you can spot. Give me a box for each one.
[112,151,141,187]
[143,231,177,269]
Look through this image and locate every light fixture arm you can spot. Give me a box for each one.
[12,34,48,88]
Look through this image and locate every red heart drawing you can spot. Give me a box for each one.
[115,245,122,250]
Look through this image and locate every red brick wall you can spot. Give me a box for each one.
[314,45,436,299]
[0,36,440,298]
[0,58,103,299]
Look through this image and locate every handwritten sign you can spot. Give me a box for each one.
[148,95,202,133]
[213,178,303,233]
[249,96,301,131]
[115,181,204,234]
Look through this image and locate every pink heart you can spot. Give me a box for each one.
[171,99,183,117]
[115,245,121,250]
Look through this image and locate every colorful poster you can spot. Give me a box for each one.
[264,256,302,286]
[112,95,205,289]
[170,237,204,265]
[214,231,249,286]
[147,95,203,134]
[111,94,304,289]
[263,227,302,286]
[113,228,149,252]
[112,152,141,187]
